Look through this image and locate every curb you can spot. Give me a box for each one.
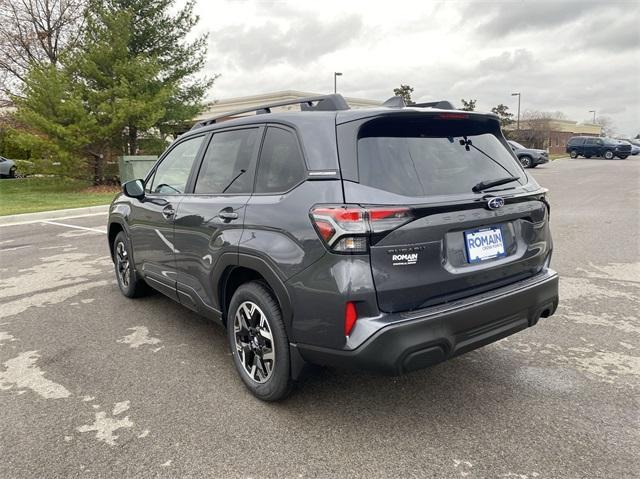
[0,204,110,227]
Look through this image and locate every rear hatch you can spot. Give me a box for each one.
[339,112,552,313]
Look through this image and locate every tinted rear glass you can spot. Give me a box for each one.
[357,117,523,197]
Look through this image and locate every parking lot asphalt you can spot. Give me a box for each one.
[1,157,639,479]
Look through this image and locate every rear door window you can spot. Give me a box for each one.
[357,117,523,197]
[255,127,306,194]
[194,128,259,194]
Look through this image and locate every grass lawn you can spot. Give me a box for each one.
[0,177,120,216]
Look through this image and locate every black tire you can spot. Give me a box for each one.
[8,166,16,178]
[519,155,532,168]
[617,155,628,160]
[585,155,592,159]
[603,150,614,160]
[113,231,149,298]
[227,281,292,401]
[569,150,578,159]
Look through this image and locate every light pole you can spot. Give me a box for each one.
[334,72,342,94]
[511,92,521,130]
[589,110,596,124]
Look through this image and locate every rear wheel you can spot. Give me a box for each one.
[519,155,532,168]
[113,231,149,298]
[227,282,292,401]
[570,150,578,158]
[603,150,614,160]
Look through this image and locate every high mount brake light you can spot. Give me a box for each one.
[437,113,469,120]
[310,205,413,253]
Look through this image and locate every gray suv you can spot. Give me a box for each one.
[108,94,559,401]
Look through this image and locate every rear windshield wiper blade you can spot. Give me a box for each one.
[472,176,520,193]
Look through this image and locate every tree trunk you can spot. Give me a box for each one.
[128,125,138,155]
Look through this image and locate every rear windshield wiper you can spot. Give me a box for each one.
[472,176,520,193]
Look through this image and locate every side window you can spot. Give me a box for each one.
[147,136,204,194]
[585,138,595,145]
[194,128,259,194]
[255,127,306,194]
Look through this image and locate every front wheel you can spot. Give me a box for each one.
[228,282,292,401]
[569,150,578,158]
[603,150,614,160]
[519,155,532,168]
[8,166,16,178]
[113,231,149,298]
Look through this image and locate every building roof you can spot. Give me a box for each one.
[194,90,382,122]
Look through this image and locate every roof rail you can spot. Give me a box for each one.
[412,100,455,110]
[191,94,350,130]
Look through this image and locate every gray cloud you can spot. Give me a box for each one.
[471,0,624,38]
[210,14,364,69]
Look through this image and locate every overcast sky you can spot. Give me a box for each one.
[193,0,640,136]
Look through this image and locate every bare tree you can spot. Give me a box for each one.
[0,0,85,96]
[592,115,616,137]
[508,110,567,149]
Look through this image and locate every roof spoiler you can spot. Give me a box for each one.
[191,94,350,130]
[412,100,455,110]
[381,97,456,110]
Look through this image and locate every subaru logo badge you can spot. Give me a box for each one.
[487,197,505,210]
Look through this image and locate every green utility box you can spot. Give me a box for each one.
[118,156,157,184]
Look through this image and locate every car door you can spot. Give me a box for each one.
[128,134,206,300]
[583,137,596,156]
[594,138,605,156]
[173,126,263,316]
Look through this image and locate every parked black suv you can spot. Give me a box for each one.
[108,94,558,400]
[566,136,631,159]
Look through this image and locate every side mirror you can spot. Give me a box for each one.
[122,179,145,199]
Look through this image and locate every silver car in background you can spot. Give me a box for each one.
[0,156,16,178]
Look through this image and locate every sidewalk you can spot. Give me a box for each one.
[0,204,110,226]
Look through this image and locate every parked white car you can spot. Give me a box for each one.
[0,156,16,178]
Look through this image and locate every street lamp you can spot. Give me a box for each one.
[589,110,596,124]
[334,72,342,94]
[511,92,521,130]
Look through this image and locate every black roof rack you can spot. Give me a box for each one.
[191,94,350,130]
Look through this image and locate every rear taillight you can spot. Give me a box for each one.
[310,205,413,253]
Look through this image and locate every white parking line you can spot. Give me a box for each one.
[40,221,107,234]
[0,211,107,227]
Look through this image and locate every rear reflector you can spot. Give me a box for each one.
[344,302,358,336]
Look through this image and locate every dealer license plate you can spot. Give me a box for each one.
[464,226,506,263]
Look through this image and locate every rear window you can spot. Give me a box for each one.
[357,116,523,197]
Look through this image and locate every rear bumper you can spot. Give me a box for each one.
[296,269,559,374]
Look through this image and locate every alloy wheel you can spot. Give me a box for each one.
[115,241,130,288]
[520,156,532,168]
[233,301,275,383]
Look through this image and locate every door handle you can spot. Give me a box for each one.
[162,205,175,220]
[218,209,239,221]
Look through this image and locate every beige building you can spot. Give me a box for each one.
[507,119,602,155]
[194,90,381,123]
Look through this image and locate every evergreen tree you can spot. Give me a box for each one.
[393,84,415,105]
[460,98,476,111]
[490,104,514,127]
